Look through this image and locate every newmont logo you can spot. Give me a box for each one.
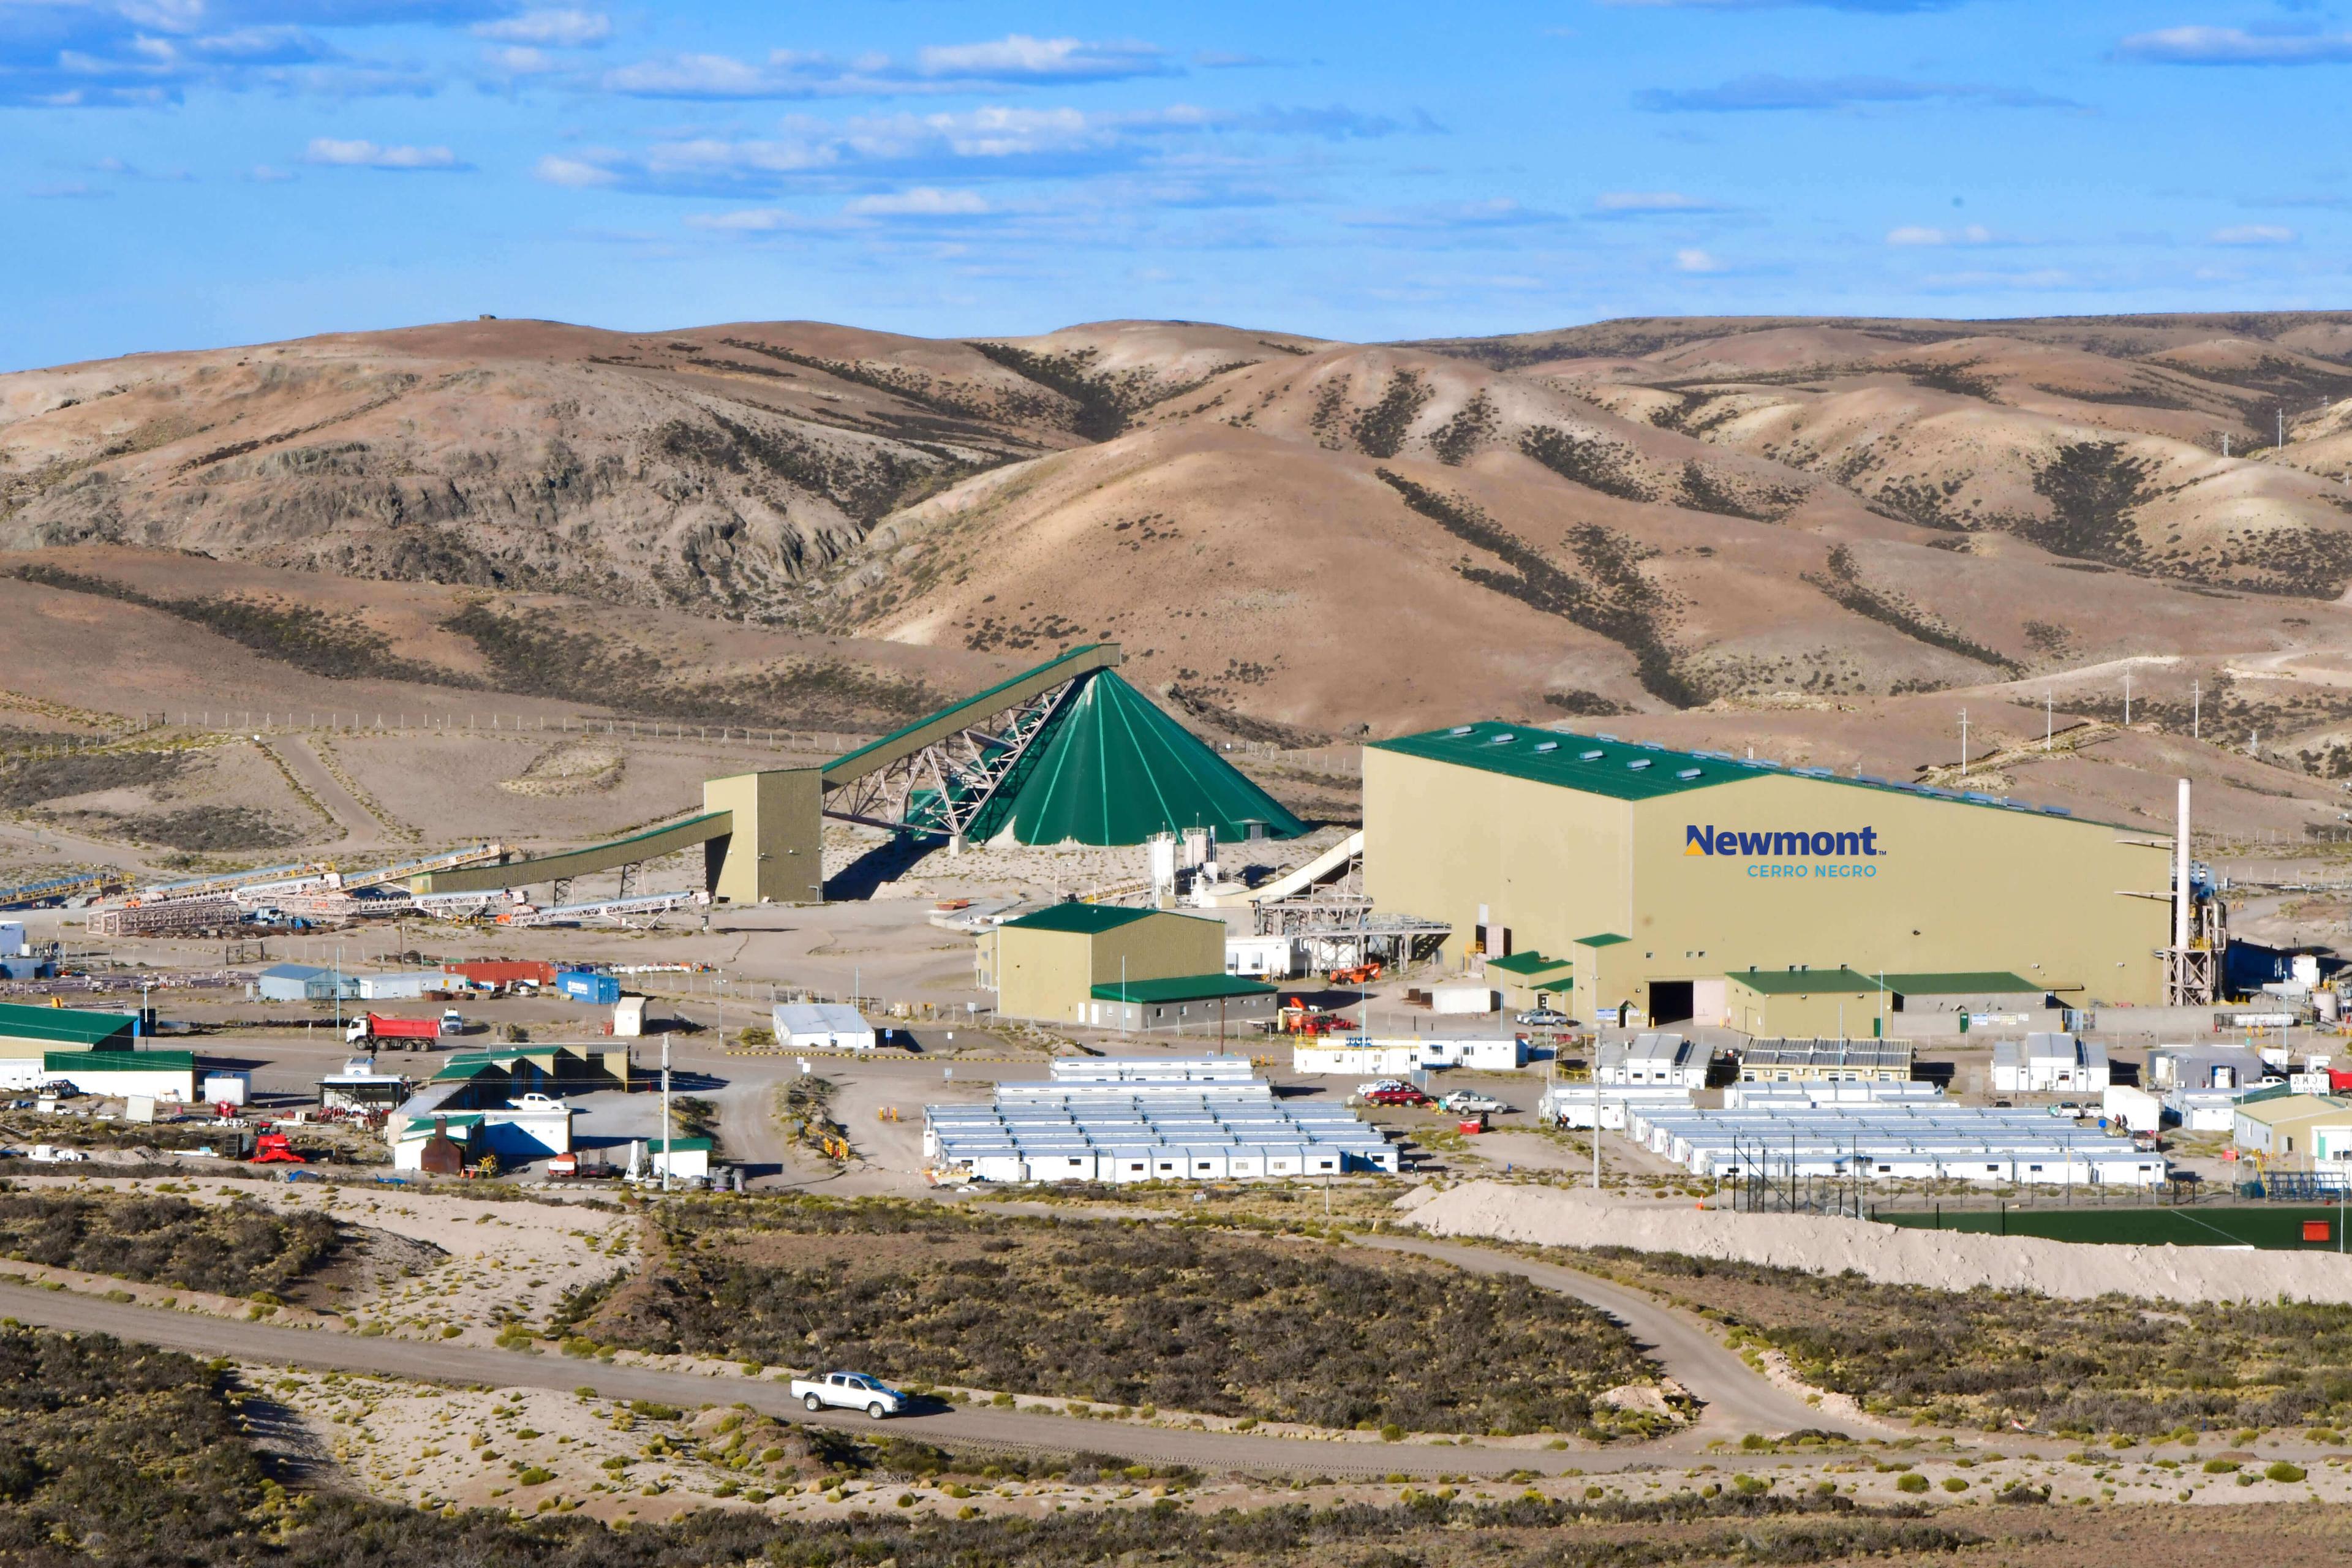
[1686,826,1882,858]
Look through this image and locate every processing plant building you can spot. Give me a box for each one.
[1363,722,2173,1025]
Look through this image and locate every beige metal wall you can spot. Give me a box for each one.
[997,928,1096,1023]
[1363,749,2173,1011]
[992,913,1226,1023]
[703,769,825,905]
[1721,978,1882,1038]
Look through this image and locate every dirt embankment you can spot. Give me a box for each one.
[1401,1181,2352,1305]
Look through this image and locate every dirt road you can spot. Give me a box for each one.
[0,1278,1820,1479]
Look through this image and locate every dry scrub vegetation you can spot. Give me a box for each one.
[0,1324,2036,1568]
[590,1200,1667,1436]
[0,1187,341,1300]
[1577,1245,2352,1437]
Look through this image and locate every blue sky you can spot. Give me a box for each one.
[2,0,2348,368]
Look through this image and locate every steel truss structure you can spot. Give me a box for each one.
[822,677,1080,844]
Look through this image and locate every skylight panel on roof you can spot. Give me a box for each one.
[1448,725,1474,736]
[1627,758,1653,771]
[1596,733,1621,742]
[1677,767,1702,779]
[1580,749,1605,760]
[1534,741,1558,753]
[1490,733,1517,744]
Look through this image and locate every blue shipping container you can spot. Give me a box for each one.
[557,971,619,1005]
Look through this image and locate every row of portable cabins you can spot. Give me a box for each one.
[1624,1102,2168,1186]
[925,1081,1395,1182]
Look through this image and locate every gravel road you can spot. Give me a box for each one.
[0,1276,1814,1479]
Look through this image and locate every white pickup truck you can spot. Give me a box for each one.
[791,1371,907,1419]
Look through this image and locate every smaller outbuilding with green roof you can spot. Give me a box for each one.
[981,903,1234,1028]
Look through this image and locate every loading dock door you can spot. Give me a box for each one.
[1648,980,1695,1025]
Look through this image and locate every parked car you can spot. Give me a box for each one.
[791,1371,906,1419]
[1514,1009,1570,1028]
[508,1092,567,1110]
[1439,1090,1508,1115]
[2050,1102,2083,1118]
[1365,1087,1433,1107]
[1355,1079,1411,1097]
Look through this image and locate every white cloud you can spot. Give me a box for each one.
[483,45,556,75]
[304,138,462,170]
[247,163,295,182]
[602,34,1172,99]
[1887,223,1993,246]
[843,186,989,216]
[684,207,802,232]
[911,34,1168,82]
[2211,224,2295,245]
[473,9,611,47]
[1674,247,1725,273]
[533,153,619,186]
[1594,190,1714,212]
[2117,26,2352,65]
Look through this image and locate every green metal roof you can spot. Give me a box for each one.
[1877,971,2040,995]
[1003,903,1160,935]
[1090,974,1278,1004]
[1371,720,2132,827]
[1487,951,1574,976]
[1372,722,1742,802]
[0,1001,139,1049]
[1727,968,1887,995]
[44,1049,195,1073]
[975,670,1308,847]
[1575,933,1631,949]
[652,1136,715,1153]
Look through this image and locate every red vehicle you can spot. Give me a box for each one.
[347,1012,439,1047]
[1365,1087,1433,1107]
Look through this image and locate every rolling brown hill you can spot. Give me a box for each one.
[6,310,2352,839]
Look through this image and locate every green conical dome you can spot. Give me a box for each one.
[973,670,1308,846]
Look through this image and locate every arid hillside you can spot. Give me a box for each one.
[4,311,2352,837]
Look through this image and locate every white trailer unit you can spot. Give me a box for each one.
[201,1071,250,1107]
[1415,1037,1529,1071]
[1430,984,1499,1016]
[1596,1032,1714,1088]
[2101,1084,2163,1133]
[1225,936,1296,979]
[1293,1044,1422,1077]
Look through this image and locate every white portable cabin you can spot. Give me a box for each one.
[1430,984,1499,1016]
[1293,1043,1422,1077]
[1991,1033,2109,1094]
[2101,1084,2163,1133]
[201,1071,249,1107]
[1539,1083,1694,1129]
[1596,1032,1713,1088]
[1225,936,1297,979]
[612,997,646,1038]
[2166,1085,2249,1131]
[771,1003,877,1052]
[358,971,448,1001]
[1415,1037,1529,1071]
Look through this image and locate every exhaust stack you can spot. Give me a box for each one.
[2175,777,2192,956]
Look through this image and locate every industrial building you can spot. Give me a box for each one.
[1879,971,2048,1016]
[255,963,357,1003]
[1990,1033,2110,1095]
[1362,722,2174,1022]
[2231,1092,2352,1163]
[1736,1039,1914,1084]
[924,1058,1395,1182]
[1722,969,1885,1038]
[39,1049,198,1101]
[385,1042,628,1156]
[0,1000,138,1055]
[771,1003,877,1052]
[980,903,1270,1030]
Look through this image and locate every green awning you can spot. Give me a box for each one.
[974,670,1308,847]
[1487,951,1574,978]
[1875,971,2040,995]
[1727,968,1886,995]
[1090,974,1278,1004]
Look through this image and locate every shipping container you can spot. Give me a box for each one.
[558,971,620,1005]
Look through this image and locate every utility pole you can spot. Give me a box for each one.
[1958,709,1970,777]
[2193,679,2201,742]
[660,1031,673,1193]
[2045,691,2052,750]
[2124,669,2132,727]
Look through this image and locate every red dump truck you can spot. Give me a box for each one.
[345,1013,442,1049]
